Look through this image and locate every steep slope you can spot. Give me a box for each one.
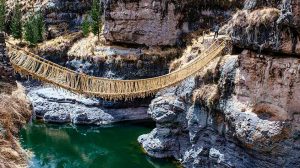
[0,34,32,168]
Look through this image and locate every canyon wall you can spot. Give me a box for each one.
[138,0,300,167]
[44,0,92,38]
[139,49,300,167]
[3,0,300,166]
[103,0,243,46]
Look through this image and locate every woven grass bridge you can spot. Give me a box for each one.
[6,39,226,100]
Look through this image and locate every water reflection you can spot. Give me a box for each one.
[20,122,178,168]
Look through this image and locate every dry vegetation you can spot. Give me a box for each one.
[6,0,49,17]
[68,33,104,58]
[0,83,32,168]
[142,47,179,59]
[167,30,233,106]
[248,8,280,26]
[68,33,181,64]
[225,7,280,33]
[169,30,223,72]
[36,32,83,56]
[7,32,83,56]
[169,35,204,72]
[193,84,219,105]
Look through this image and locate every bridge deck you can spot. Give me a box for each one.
[6,36,227,100]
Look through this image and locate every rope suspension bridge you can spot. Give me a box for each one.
[6,37,227,101]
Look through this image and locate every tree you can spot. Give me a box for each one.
[11,0,22,39]
[24,12,45,45]
[34,12,45,42]
[0,0,6,32]
[90,0,101,40]
[24,15,37,45]
[81,16,90,37]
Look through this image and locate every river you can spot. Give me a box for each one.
[20,121,179,168]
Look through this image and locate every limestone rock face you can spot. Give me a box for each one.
[139,78,195,159]
[103,0,181,46]
[291,0,300,28]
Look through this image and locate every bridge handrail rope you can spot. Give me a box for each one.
[6,41,77,74]
[83,41,226,97]
[83,40,224,90]
[6,39,226,100]
[5,17,230,100]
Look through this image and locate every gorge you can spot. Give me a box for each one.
[0,0,300,168]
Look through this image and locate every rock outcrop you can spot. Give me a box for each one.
[139,49,300,167]
[139,1,300,167]
[103,0,243,46]
[66,43,180,79]
[27,85,149,125]
[43,0,92,38]
[228,0,300,55]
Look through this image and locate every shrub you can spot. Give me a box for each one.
[90,0,101,40]
[0,0,6,32]
[82,16,90,37]
[11,1,22,39]
[24,12,45,45]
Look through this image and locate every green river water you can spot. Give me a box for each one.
[20,121,179,168]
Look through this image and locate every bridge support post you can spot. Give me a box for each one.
[0,32,15,83]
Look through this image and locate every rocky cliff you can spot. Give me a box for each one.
[138,0,300,167]
[139,49,300,167]
[103,0,243,46]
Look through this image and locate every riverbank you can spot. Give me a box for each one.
[0,82,32,168]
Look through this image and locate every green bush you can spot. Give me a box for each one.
[90,0,101,40]
[0,0,6,32]
[24,12,45,45]
[35,12,45,42]
[81,17,90,37]
[11,1,22,39]
[24,16,36,45]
